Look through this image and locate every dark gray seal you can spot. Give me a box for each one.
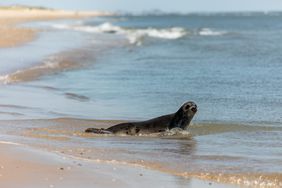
[85,101,197,135]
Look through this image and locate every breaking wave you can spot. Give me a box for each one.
[52,22,230,45]
[198,28,228,36]
[52,22,187,45]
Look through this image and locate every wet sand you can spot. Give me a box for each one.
[9,118,281,188]
[0,141,236,188]
[0,117,239,188]
[0,7,109,48]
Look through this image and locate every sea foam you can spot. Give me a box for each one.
[198,28,227,36]
[52,22,187,45]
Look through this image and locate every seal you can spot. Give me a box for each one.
[85,101,197,135]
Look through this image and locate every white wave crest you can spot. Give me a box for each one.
[126,27,186,45]
[70,22,122,34]
[52,22,187,45]
[198,28,227,36]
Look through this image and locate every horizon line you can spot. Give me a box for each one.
[1,4,282,14]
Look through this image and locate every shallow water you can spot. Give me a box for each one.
[1,118,282,187]
[0,13,282,187]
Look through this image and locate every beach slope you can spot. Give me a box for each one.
[0,6,109,48]
[0,142,235,188]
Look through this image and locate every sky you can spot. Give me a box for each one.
[1,0,282,13]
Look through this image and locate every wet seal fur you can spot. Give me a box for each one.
[85,101,197,135]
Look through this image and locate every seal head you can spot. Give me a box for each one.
[169,101,197,130]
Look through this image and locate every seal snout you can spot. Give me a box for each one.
[183,101,198,114]
[191,106,197,113]
[188,102,197,113]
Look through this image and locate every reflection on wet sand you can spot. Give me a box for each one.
[1,118,282,187]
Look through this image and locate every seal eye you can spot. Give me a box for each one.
[184,105,190,110]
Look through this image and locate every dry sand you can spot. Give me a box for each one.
[0,7,109,48]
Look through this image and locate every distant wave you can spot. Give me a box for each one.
[52,22,187,45]
[197,28,228,36]
[52,22,230,45]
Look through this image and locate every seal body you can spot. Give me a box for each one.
[85,101,197,135]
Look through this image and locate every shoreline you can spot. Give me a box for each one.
[0,117,240,188]
[0,141,234,188]
[4,117,281,188]
[2,115,282,188]
[0,7,111,48]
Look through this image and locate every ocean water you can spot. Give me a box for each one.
[1,13,282,187]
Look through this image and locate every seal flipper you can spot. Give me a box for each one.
[85,128,112,134]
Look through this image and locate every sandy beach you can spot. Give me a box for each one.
[0,141,182,188]
[0,142,178,188]
[0,117,238,188]
[0,6,109,48]
[0,140,236,188]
